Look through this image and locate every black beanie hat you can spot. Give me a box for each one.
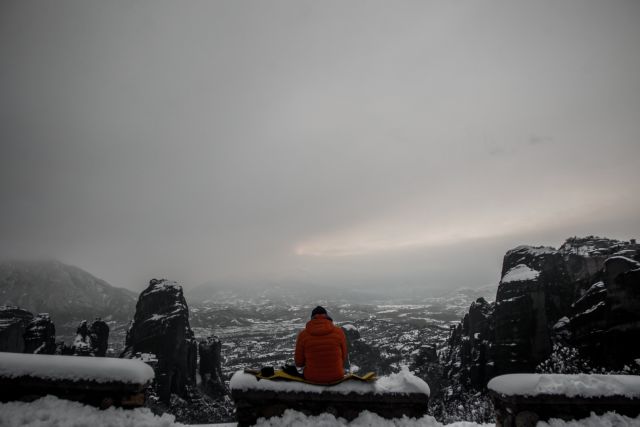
[311,306,332,320]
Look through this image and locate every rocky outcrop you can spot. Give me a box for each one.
[442,236,640,391]
[492,237,639,376]
[72,319,110,356]
[568,255,640,368]
[121,278,197,403]
[24,313,56,354]
[341,323,391,375]
[0,306,33,352]
[199,336,226,398]
[444,297,495,389]
[90,319,110,356]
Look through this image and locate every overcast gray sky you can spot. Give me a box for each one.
[1,0,639,292]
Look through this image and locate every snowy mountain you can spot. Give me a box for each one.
[0,260,137,325]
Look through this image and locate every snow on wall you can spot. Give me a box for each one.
[538,412,640,427]
[230,366,430,396]
[501,264,540,284]
[249,409,493,427]
[488,374,640,398]
[0,352,154,384]
[2,395,639,427]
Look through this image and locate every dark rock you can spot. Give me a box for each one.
[90,319,110,357]
[199,336,227,398]
[410,344,445,406]
[341,324,360,341]
[492,237,637,376]
[121,278,197,403]
[341,324,390,375]
[56,341,75,355]
[72,318,110,357]
[442,298,495,390]
[24,313,56,354]
[0,306,33,353]
[604,256,640,319]
[442,236,640,394]
[73,320,94,356]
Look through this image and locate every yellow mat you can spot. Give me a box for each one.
[244,368,377,385]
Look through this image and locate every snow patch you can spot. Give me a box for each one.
[501,264,540,284]
[0,352,154,384]
[0,395,181,427]
[488,374,640,398]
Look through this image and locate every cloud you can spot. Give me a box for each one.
[1,0,639,291]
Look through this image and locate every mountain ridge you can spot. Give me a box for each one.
[0,259,137,324]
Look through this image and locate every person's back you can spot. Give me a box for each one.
[294,306,347,383]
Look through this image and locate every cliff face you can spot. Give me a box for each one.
[121,278,197,403]
[0,306,34,353]
[443,297,495,389]
[72,319,110,356]
[198,336,227,398]
[342,324,392,375]
[569,255,640,367]
[442,236,640,390]
[24,313,56,354]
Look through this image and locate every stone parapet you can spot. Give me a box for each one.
[488,373,640,427]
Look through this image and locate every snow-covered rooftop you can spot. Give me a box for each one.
[488,374,640,398]
[230,367,430,396]
[501,264,540,284]
[0,352,154,384]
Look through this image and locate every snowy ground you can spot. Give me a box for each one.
[2,396,640,427]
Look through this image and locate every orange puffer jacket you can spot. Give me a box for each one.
[294,314,347,383]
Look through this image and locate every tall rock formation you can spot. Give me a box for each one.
[341,323,391,374]
[90,318,110,356]
[72,319,110,356]
[198,336,227,398]
[121,278,197,403]
[493,237,638,375]
[24,313,56,354]
[568,255,640,367]
[0,306,33,352]
[442,236,640,390]
[443,297,495,389]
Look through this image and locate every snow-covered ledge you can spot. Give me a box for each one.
[487,374,640,427]
[0,352,154,408]
[230,368,429,426]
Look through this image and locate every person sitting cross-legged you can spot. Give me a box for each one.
[294,306,347,383]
